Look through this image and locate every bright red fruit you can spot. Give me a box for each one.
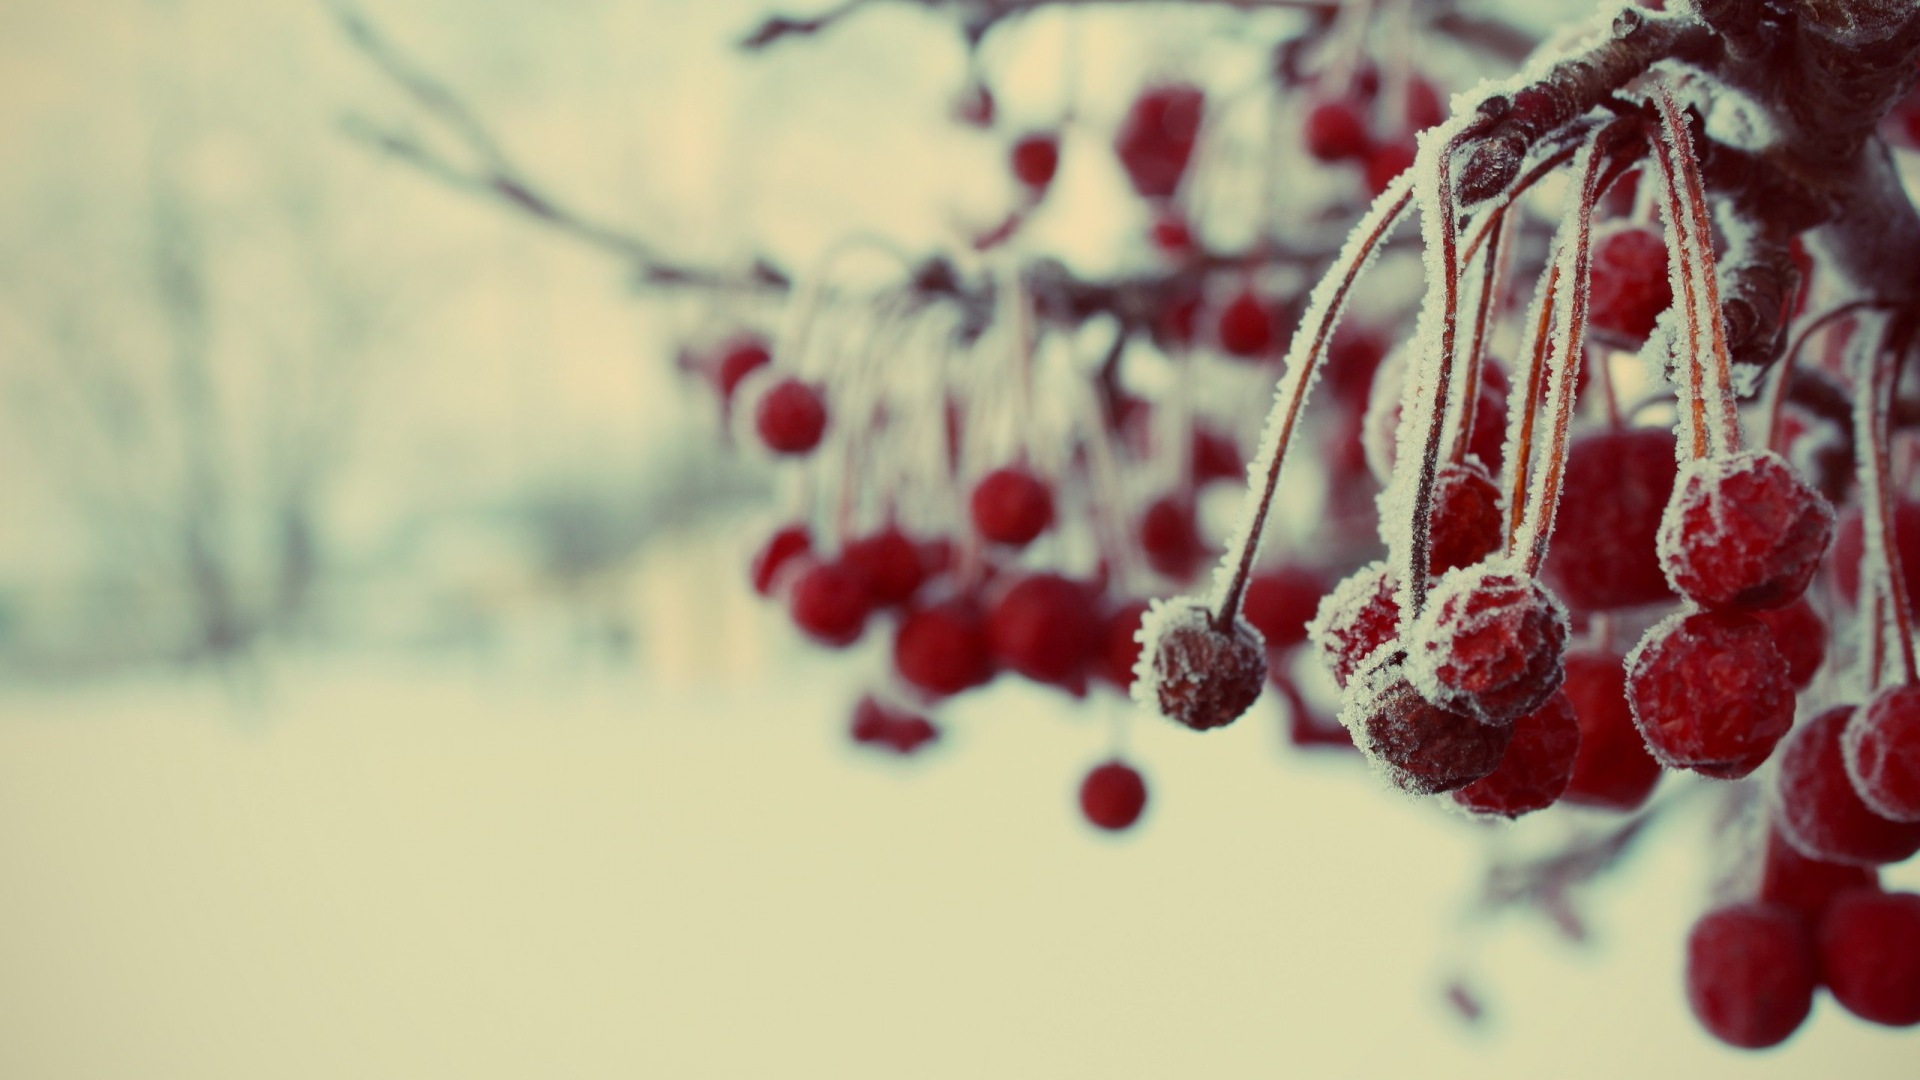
[1304,99,1370,162]
[841,528,926,607]
[1216,289,1277,358]
[1010,132,1060,191]
[1241,566,1326,652]
[1114,83,1204,199]
[1759,828,1879,923]
[1757,599,1826,690]
[1342,650,1511,796]
[1405,75,1446,130]
[1559,651,1663,812]
[1139,495,1209,580]
[1080,760,1149,831]
[755,378,829,455]
[750,524,812,596]
[1451,690,1580,818]
[1308,561,1401,689]
[893,603,993,698]
[1627,610,1793,778]
[1845,685,1920,822]
[715,335,772,403]
[1657,450,1834,611]
[1818,889,1920,1027]
[1587,224,1672,346]
[1544,427,1678,612]
[1407,565,1567,728]
[1137,601,1266,731]
[1363,139,1416,196]
[1685,903,1817,1050]
[790,562,871,647]
[1427,460,1504,576]
[970,466,1054,547]
[987,574,1100,691]
[1149,210,1194,256]
[1191,427,1244,485]
[1774,706,1920,867]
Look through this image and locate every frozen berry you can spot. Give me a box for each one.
[1685,903,1817,1050]
[1428,459,1504,576]
[1304,99,1370,162]
[1818,889,1920,1027]
[1080,760,1149,831]
[790,561,871,647]
[1560,651,1664,812]
[1757,599,1826,690]
[1774,706,1920,867]
[1587,224,1672,347]
[750,524,812,596]
[1451,690,1581,817]
[987,574,1100,691]
[1543,428,1679,612]
[1140,495,1209,580]
[1135,599,1266,732]
[1341,650,1511,796]
[1242,566,1327,652]
[1094,600,1150,691]
[842,528,927,607]
[893,603,994,698]
[1657,450,1834,611]
[1406,563,1567,728]
[1845,685,1920,822]
[1363,352,1509,483]
[1759,827,1879,923]
[1308,561,1401,689]
[1216,289,1277,359]
[755,378,829,455]
[1114,83,1204,199]
[1627,609,1793,778]
[1010,132,1060,191]
[970,467,1054,547]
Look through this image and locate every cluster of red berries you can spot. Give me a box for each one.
[1302,67,1445,196]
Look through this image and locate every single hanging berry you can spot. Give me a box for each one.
[1845,685,1920,822]
[789,561,872,647]
[1215,288,1277,359]
[1241,566,1327,653]
[1543,428,1679,612]
[970,466,1054,547]
[1818,889,1920,1028]
[1657,450,1834,611]
[1626,609,1794,778]
[1113,83,1204,200]
[1134,599,1266,732]
[1450,690,1581,818]
[1685,903,1817,1050]
[1586,224,1672,347]
[1139,494,1209,581]
[755,378,829,455]
[850,697,940,755]
[1079,760,1149,831]
[714,334,772,406]
[1010,131,1060,193]
[1774,706,1920,867]
[1303,98,1370,162]
[1405,562,1567,728]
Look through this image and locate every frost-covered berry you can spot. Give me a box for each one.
[1845,686,1920,823]
[841,528,927,607]
[1451,690,1580,818]
[1774,706,1920,867]
[1818,889,1920,1028]
[1559,651,1663,812]
[790,561,872,647]
[1340,649,1511,796]
[1080,760,1149,831]
[755,378,830,455]
[1406,562,1567,728]
[1757,599,1827,691]
[1685,903,1817,1050]
[1759,828,1879,923]
[1626,609,1793,778]
[1657,450,1834,611]
[1094,600,1150,692]
[1216,289,1277,359]
[750,524,811,596]
[1307,561,1400,689]
[1363,352,1509,482]
[1543,428,1678,612]
[1586,224,1672,347]
[893,603,994,698]
[1134,599,1266,732]
[970,466,1054,547]
[1303,98,1370,162]
[1010,132,1060,191]
[1427,460,1504,577]
[987,574,1099,692]
[1242,566,1326,653]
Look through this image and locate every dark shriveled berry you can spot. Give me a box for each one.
[1657,450,1834,611]
[1818,889,1920,1028]
[1079,760,1149,831]
[1626,609,1793,779]
[1451,690,1580,818]
[1134,600,1267,732]
[1340,649,1511,796]
[1845,685,1920,823]
[1685,903,1817,1050]
[1774,706,1920,867]
[1406,563,1567,728]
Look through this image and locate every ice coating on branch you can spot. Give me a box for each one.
[1307,560,1403,689]
[1655,449,1835,610]
[1406,557,1569,727]
[1131,597,1267,732]
[1650,85,1735,459]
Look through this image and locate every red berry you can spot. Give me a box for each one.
[1451,690,1581,817]
[1818,889,1920,1027]
[1149,210,1193,255]
[1139,495,1209,581]
[1543,428,1679,612]
[1774,706,1920,866]
[755,378,829,455]
[1094,600,1150,692]
[1136,600,1266,732]
[1242,566,1327,652]
[750,524,812,596]
[1216,289,1277,359]
[1010,132,1060,191]
[1325,327,1388,406]
[1685,903,1817,1050]
[1756,599,1826,690]
[715,335,772,403]
[970,466,1054,547]
[1406,75,1446,131]
[1627,609,1793,778]
[1114,83,1205,199]
[1845,685,1920,822]
[850,696,940,755]
[1657,450,1834,611]
[987,574,1100,691]
[1080,760,1149,831]
[1308,561,1401,689]
[1407,564,1568,728]
[1363,352,1509,482]
[1363,139,1416,196]
[893,603,994,698]
[1191,426,1244,485]
[790,561,871,647]
[1341,650,1512,796]
[1559,651,1664,812]
[1427,459,1504,576]
[1304,99,1370,162]
[1759,827,1879,923]
[1831,500,1920,605]
[841,528,927,607]
[1587,225,1673,347]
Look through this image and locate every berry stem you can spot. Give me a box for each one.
[1856,317,1918,687]
[1451,206,1508,467]
[1650,87,1740,460]
[1402,132,1470,618]
[1767,301,1889,452]
[1209,176,1415,634]
[1503,263,1559,549]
